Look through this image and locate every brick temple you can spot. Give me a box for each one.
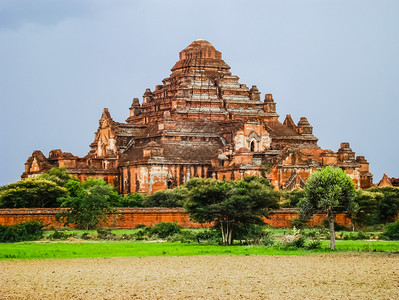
[22,40,373,194]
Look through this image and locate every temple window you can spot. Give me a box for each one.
[250,140,255,152]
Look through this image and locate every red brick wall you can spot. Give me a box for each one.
[0,208,352,228]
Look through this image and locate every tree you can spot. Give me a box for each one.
[372,187,399,224]
[352,190,382,228]
[299,166,358,250]
[119,193,145,207]
[39,167,72,186]
[57,178,121,230]
[0,177,68,208]
[143,187,188,207]
[184,177,279,245]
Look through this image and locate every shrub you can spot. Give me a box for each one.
[48,230,74,240]
[119,193,145,207]
[150,222,181,238]
[237,224,274,246]
[0,221,45,243]
[302,228,319,239]
[97,228,116,240]
[290,236,306,248]
[343,231,370,240]
[306,239,321,250]
[166,230,198,243]
[196,229,221,244]
[143,187,188,207]
[382,220,399,240]
[81,232,91,240]
[133,228,151,240]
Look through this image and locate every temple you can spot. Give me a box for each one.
[22,40,373,194]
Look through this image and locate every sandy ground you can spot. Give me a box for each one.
[1,253,399,299]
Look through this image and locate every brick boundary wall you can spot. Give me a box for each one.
[0,208,352,228]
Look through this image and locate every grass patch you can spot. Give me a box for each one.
[0,240,398,260]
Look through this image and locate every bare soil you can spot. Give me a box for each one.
[1,253,399,299]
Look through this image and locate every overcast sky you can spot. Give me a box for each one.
[1,0,398,186]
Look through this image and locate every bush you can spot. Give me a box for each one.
[302,228,320,239]
[382,220,399,240]
[150,222,181,238]
[342,231,370,240]
[166,230,198,243]
[97,228,116,240]
[81,232,91,240]
[119,193,145,207]
[305,239,321,250]
[133,228,151,240]
[290,236,306,248]
[48,230,75,240]
[0,221,45,243]
[196,229,221,244]
[143,187,188,207]
[233,224,274,246]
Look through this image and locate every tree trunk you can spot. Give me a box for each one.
[221,222,226,245]
[328,211,336,250]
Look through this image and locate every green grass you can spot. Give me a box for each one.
[0,240,398,260]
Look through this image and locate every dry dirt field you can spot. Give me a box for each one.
[1,253,399,299]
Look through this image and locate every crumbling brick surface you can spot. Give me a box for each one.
[0,208,354,228]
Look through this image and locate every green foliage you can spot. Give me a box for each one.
[302,228,328,239]
[97,228,117,240]
[39,167,72,186]
[342,231,370,240]
[371,187,399,224]
[299,166,358,218]
[0,177,68,208]
[184,176,279,245]
[279,189,305,208]
[119,193,145,207]
[143,187,188,207]
[321,219,347,231]
[382,220,399,240]
[290,218,308,229]
[47,229,76,240]
[57,178,121,230]
[290,236,306,248]
[305,239,321,250]
[299,166,358,250]
[352,190,382,227]
[150,222,181,238]
[0,221,45,243]
[353,188,399,226]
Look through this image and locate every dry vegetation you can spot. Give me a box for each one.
[1,253,399,299]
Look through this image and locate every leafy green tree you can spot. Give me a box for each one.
[371,187,399,224]
[57,178,121,230]
[299,166,358,250]
[39,167,72,186]
[143,187,188,207]
[352,190,382,228]
[279,189,305,208]
[119,193,145,207]
[184,177,279,245]
[0,177,68,208]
